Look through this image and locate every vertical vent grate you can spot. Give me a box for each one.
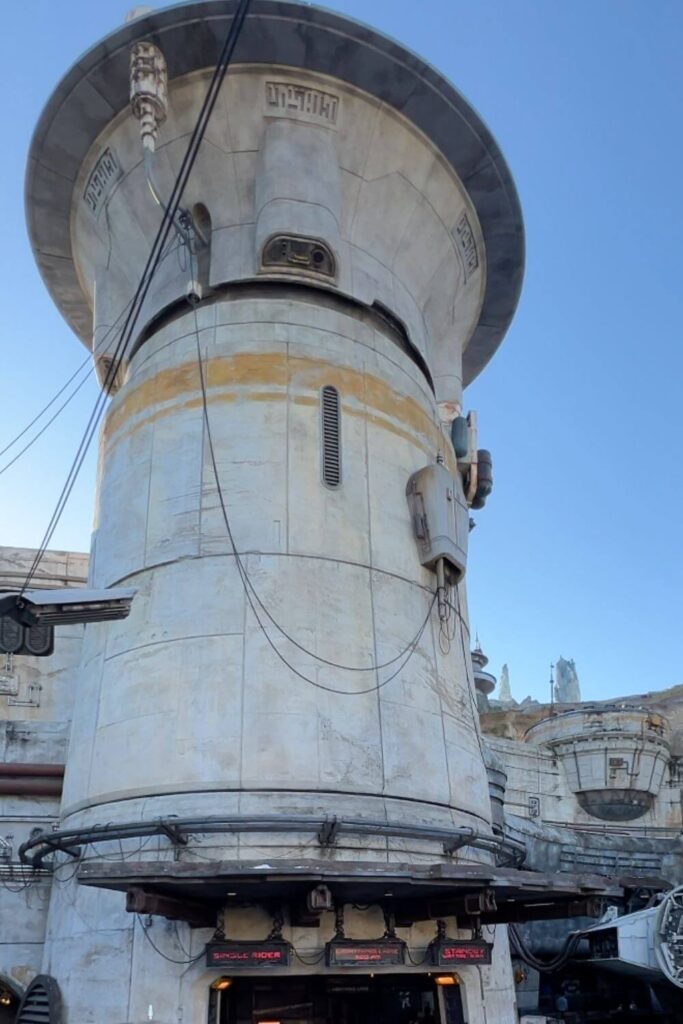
[321,385,341,488]
[16,976,62,1024]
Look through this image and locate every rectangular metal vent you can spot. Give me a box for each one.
[16,976,62,1024]
[321,385,341,488]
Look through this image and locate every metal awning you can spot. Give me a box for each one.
[77,857,636,928]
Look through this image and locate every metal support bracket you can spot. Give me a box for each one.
[443,833,473,856]
[318,816,341,846]
[159,819,188,857]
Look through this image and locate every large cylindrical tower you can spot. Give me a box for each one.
[24,4,524,1022]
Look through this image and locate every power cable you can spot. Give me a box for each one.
[137,915,205,965]
[21,0,253,592]
[0,372,94,477]
[0,239,181,475]
[509,924,583,973]
[0,235,184,468]
[193,317,437,695]
[190,283,437,676]
[452,584,487,761]
[0,357,90,460]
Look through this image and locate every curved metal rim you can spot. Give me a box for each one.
[25,0,524,384]
[18,813,526,869]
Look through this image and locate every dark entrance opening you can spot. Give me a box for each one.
[212,975,464,1024]
[0,978,22,1024]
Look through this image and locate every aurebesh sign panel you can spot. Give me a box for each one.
[326,939,406,967]
[430,939,492,966]
[206,942,291,968]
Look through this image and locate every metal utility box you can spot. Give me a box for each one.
[0,615,54,657]
[406,463,469,582]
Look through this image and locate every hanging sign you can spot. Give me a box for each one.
[206,941,291,968]
[326,939,406,967]
[430,939,492,966]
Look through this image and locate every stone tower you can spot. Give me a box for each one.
[24,3,524,1021]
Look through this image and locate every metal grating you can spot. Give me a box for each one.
[321,386,341,488]
[15,976,61,1024]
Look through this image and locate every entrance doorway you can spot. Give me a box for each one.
[211,975,465,1024]
[0,978,21,1024]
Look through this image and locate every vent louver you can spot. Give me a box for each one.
[15,976,62,1024]
[321,385,341,488]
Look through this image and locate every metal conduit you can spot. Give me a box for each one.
[0,764,64,777]
[0,764,64,797]
[19,814,526,869]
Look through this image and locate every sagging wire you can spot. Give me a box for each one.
[137,914,205,965]
[509,923,583,974]
[451,583,487,761]
[292,948,326,966]
[190,295,438,693]
[0,237,180,478]
[437,578,456,656]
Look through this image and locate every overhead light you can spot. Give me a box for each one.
[0,587,136,626]
[435,975,459,986]
[227,891,237,897]
[210,977,233,991]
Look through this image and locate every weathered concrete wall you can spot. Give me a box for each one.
[74,66,486,411]
[61,292,487,836]
[0,547,87,996]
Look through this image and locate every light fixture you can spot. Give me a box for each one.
[435,975,459,987]
[0,587,136,626]
[227,892,237,897]
[210,978,233,992]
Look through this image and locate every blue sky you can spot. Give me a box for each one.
[1,1,681,703]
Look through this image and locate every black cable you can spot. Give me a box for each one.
[194,319,436,695]
[509,924,582,973]
[293,947,326,966]
[137,915,205,965]
[21,0,252,591]
[0,237,182,472]
[191,297,431,673]
[173,921,194,959]
[0,357,90,459]
[192,305,438,689]
[452,584,487,761]
[0,372,94,477]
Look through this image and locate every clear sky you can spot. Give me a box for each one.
[1,1,681,703]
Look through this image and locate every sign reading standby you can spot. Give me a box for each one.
[206,941,291,968]
[326,939,407,967]
[430,939,492,966]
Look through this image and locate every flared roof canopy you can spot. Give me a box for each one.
[25,0,524,383]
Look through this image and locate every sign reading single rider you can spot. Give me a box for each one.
[206,941,291,968]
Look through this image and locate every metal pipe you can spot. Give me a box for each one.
[0,763,64,777]
[19,812,526,868]
[0,778,62,796]
[143,149,206,248]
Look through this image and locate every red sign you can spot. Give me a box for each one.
[206,942,290,968]
[431,940,492,966]
[326,940,406,967]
